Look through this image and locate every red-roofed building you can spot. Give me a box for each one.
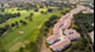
[46,5,86,52]
[64,29,80,40]
[50,37,71,51]
[46,35,60,44]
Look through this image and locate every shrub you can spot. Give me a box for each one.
[40,11,44,14]
[11,23,16,27]
[34,9,39,12]
[40,5,44,8]
[47,8,53,12]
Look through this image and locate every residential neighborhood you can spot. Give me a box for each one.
[46,5,94,52]
[0,0,94,52]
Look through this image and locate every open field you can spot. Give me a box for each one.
[0,7,66,52]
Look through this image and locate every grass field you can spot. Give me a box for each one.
[0,7,64,52]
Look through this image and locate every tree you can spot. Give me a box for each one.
[1,8,5,12]
[34,9,39,12]
[19,47,24,52]
[40,5,44,8]
[24,42,38,52]
[49,15,58,25]
[30,13,33,16]
[20,20,23,23]
[49,15,58,21]
[40,11,44,14]
[0,49,7,52]
[74,12,94,32]
[47,8,53,12]
[19,20,27,25]
[15,21,19,27]
[61,11,66,15]
[0,28,4,36]
[28,13,33,21]
[11,23,15,27]
[44,21,52,28]
[4,24,10,30]
[29,42,38,52]
[16,12,21,17]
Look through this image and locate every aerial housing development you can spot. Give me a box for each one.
[46,5,93,52]
[0,0,94,52]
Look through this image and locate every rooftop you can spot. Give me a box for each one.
[46,35,60,44]
[50,37,71,51]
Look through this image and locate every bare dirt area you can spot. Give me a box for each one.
[40,37,52,52]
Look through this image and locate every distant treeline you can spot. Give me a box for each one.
[0,12,20,24]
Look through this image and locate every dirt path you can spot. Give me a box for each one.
[40,37,52,52]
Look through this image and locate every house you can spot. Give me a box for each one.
[53,27,60,35]
[61,23,71,30]
[64,29,76,34]
[60,13,73,30]
[60,18,72,30]
[46,5,86,52]
[54,22,62,28]
[53,22,64,35]
[64,29,80,40]
[59,16,66,22]
[50,37,71,51]
[58,28,65,39]
[46,35,60,44]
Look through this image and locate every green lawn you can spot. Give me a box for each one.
[0,7,62,52]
